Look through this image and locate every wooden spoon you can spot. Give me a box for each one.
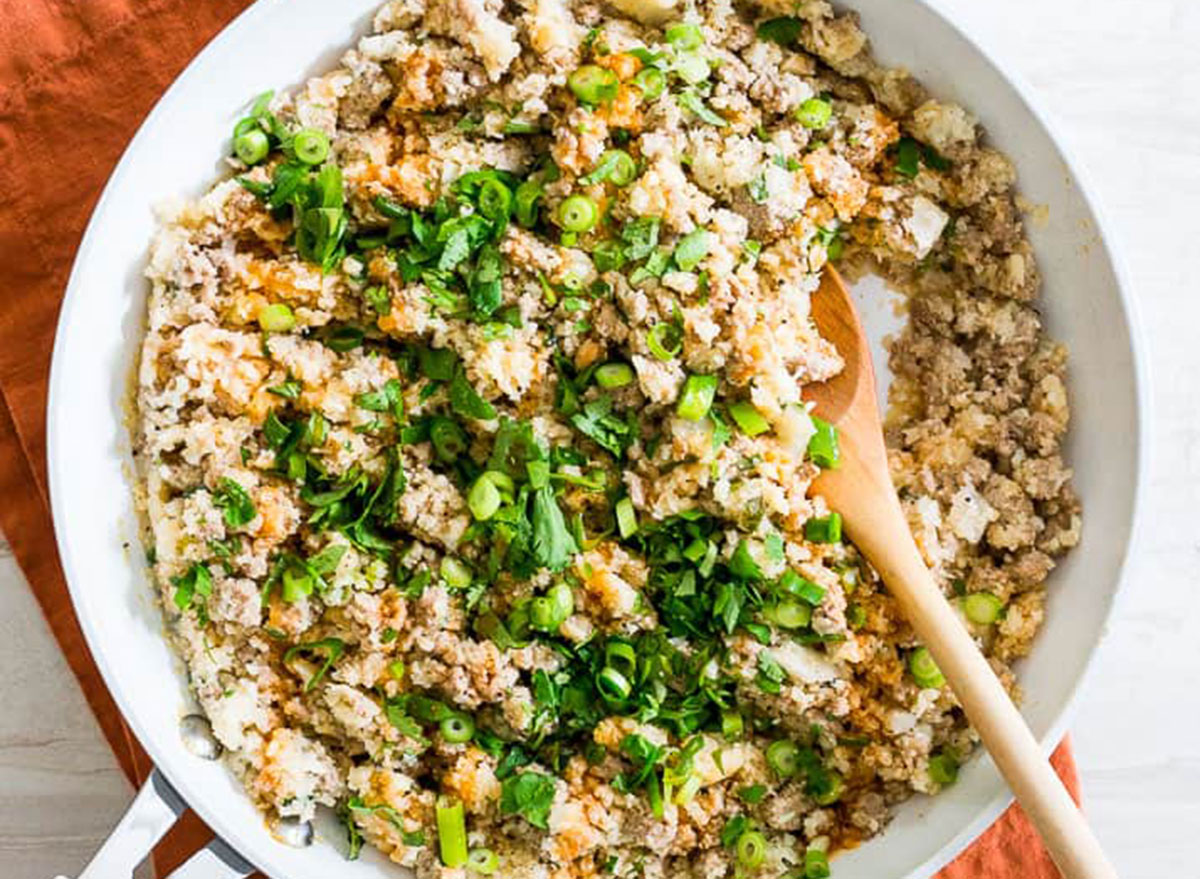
[806,267,1117,879]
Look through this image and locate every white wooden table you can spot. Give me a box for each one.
[4,1,1198,876]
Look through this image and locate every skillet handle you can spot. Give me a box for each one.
[165,836,255,879]
[53,768,187,879]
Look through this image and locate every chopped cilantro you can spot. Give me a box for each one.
[756,16,803,44]
[570,396,635,457]
[213,478,256,528]
[738,784,768,804]
[531,486,576,571]
[499,771,557,828]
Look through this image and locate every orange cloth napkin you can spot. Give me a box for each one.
[0,2,1078,876]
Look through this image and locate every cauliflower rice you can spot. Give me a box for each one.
[134,0,1080,876]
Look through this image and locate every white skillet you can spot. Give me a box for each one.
[45,0,1147,876]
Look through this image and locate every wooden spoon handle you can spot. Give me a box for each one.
[848,490,1118,879]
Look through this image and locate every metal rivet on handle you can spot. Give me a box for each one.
[179,714,223,760]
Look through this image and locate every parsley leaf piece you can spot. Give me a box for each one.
[531,486,577,571]
[307,544,348,576]
[364,285,391,316]
[757,651,786,694]
[418,346,459,382]
[449,366,497,420]
[739,784,768,804]
[720,814,751,847]
[468,244,504,318]
[756,16,803,44]
[213,478,257,528]
[489,417,548,477]
[621,217,661,261]
[355,378,404,419]
[499,771,557,829]
[729,539,763,580]
[438,226,472,271]
[895,137,922,178]
[570,396,634,457]
[268,378,303,399]
[283,637,345,692]
[171,562,213,621]
[713,580,745,635]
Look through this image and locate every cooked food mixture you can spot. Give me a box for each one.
[134,0,1080,876]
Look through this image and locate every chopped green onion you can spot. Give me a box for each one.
[468,474,502,521]
[584,149,638,186]
[389,659,405,680]
[721,710,744,740]
[633,67,666,100]
[807,416,840,468]
[673,228,709,270]
[682,537,708,564]
[281,567,311,603]
[430,418,467,462]
[846,602,867,629]
[549,581,574,619]
[478,179,513,221]
[592,239,627,272]
[607,150,638,185]
[232,116,261,139]
[677,88,728,127]
[597,666,632,700]
[531,582,574,631]
[615,497,638,538]
[729,400,770,436]
[811,771,843,806]
[557,195,599,232]
[375,195,408,219]
[963,592,1004,625]
[665,21,704,49]
[796,98,833,130]
[467,847,499,874]
[804,845,831,879]
[736,830,767,868]
[673,52,710,85]
[514,179,543,227]
[258,303,296,332]
[677,374,718,420]
[529,598,557,630]
[436,796,468,868]
[766,740,801,778]
[674,774,703,804]
[764,599,811,629]
[234,129,269,165]
[293,128,330,165]
[595,362,635,388]
[928,751,960,785]
[778,571,826,605]
[440,557,473,590]
[605,641,637,678]
[568,65,620,104]
[647,322,682,361]
[909,646,946,689]
[804,512,842,543]
[440,713,476,743]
